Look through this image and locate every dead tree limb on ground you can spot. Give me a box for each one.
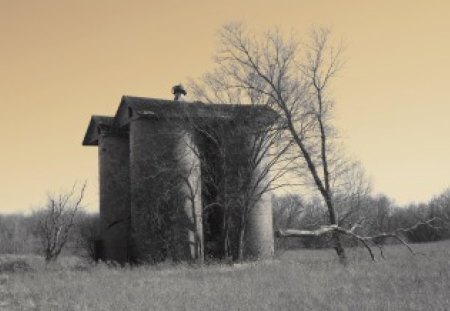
[275,217,446,261]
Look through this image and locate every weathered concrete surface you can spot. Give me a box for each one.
[98,130,130,264]
[244,171,274,259]
[243,132,275,259]
[129,116,203,263]
[223,124,275,260]
[173,128,204,262]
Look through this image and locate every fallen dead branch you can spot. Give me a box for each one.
[275,218,446,261]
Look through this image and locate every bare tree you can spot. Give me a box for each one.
[197,23,350,261]
[128,113,205,264]
[273,194,305,232]
[429,188,450,222]
[190,70,292,261]
[75,212,100,260]
[198,24,448,263]
[333,160,372,229]
[34,183,86,262]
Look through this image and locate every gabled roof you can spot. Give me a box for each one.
[83,96,278,146]
[114,96,277,128]
[82,115,114,146]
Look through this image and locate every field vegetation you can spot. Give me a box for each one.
[1,241,449,311]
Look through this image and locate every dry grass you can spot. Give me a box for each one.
[1,241,449,310]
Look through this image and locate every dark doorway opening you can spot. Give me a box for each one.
[198,130,226,260]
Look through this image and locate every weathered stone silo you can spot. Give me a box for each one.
[129,118,202,262]
[82,116,130,264]
[220,117,275,260]
[174,127,204,262]
[244,123,276,259]
[243,135,275,259]
[116,98,204,263]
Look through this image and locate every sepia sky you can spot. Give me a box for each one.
[1,0,449,213]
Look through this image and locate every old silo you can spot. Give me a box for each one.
[83,116,130,264]
[82,95,276,264]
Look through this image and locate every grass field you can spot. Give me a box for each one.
[1,241,449,311]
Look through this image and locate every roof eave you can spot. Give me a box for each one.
[82,115,114,146]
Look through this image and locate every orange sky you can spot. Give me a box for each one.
[1,0,449,213]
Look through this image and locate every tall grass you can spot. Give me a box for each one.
[1,241,449,310]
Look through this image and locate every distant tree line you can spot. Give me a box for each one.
[0,210,99,259]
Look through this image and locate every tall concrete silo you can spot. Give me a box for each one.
[82,116,130,264]
[242,134,275,259]
[117,98,204,263]
[221,114,275,260]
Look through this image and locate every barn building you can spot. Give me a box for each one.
[82,94,276,264]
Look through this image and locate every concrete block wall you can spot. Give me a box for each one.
[98,129,130,264]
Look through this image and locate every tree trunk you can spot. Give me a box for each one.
[237,212,246,261]
[332,234,346,263]
[222,211,230,258]
[325,196,347,263]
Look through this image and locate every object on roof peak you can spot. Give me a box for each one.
[172,84,187,101]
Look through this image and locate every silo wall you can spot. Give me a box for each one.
[98,133,130,264]
[223,125,274,260]
[244,133,274,259]
[129,116,203,263]
[173,128,204,262]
